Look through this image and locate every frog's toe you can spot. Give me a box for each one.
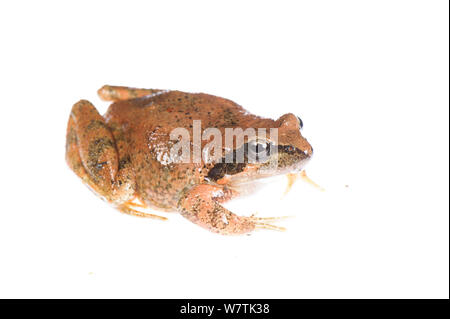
[249,215,290,232]
[284,172,302,196]
[254,222,286,232]
[299,170,325,192]
[118,205,167,221]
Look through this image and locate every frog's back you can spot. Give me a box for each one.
[103,91,274,210]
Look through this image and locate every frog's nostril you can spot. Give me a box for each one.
[303,145,313,157]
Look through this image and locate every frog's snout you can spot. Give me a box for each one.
[305,141,314,158]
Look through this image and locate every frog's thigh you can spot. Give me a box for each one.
[97,85,163,101]
[66,116,93,187]
[66,100,118,195]
[178,185,284,235]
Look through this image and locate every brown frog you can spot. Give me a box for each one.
[65,85,313,235]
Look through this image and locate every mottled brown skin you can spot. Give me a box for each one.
[66,85,313,235]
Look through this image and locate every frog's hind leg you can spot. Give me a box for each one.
[66,115,94,189]
[97,85,164,102]
[66,99,134,204]
[178,184,286,235]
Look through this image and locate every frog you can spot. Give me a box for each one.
[65,85,313,235]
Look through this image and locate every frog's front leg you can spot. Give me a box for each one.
[178,185,285,235]
[66,100,165,220]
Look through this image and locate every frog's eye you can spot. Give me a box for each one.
[297,116,304,129]
[245,141,273,163]
[247,141,271,155]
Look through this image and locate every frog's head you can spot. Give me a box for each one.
[250,113,313,177]
[207,113,313,185]
[271,113,313,171]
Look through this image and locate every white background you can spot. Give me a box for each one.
[0,0,448,298]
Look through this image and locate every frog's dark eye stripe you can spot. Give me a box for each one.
[297,116,304,129]
[207,162,246,181]
[207,141,275,181]
[278,144,308,157]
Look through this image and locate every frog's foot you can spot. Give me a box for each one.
[283,170,325,195]
[97,85,164,102]
[119,205,167,221]
[178,184,287,235]
[299,170,325,191]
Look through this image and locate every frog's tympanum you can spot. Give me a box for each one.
[66,85,313,235]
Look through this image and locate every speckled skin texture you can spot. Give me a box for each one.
[66,85,313,235]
